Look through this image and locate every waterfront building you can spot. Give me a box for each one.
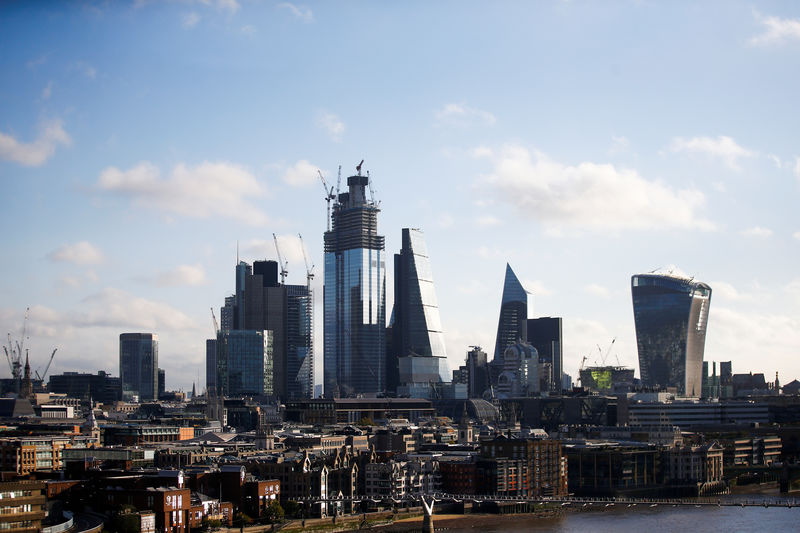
[0,480,46,532]
[666,443,724,491]
[119,333,159,402]
[215,329,273,397]
[564,441,663,497]
[390,228,449,396]
[323,168,386,397]
[631,273,712,397]
[527,317,563,392]
[480,436,568,497]
[493,264,528,370]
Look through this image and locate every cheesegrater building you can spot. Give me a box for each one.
[631,273,712,397]
[324,168,386,397]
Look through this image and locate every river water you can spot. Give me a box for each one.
[447,495,799,533]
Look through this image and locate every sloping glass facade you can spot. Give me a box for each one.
[493,264,528,365]
[389,228,449,393]
[323,174,386,397]
[631,274,712,397]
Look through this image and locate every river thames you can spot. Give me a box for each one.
[446,495,799,533]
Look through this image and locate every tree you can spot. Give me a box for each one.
[232,512,252,529]
[263,501,284,524]
[283,500,302,518]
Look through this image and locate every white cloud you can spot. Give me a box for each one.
[283,159,320,187]
[707,307,800,379]
[609,135,630,154]
[584,283,611,299]
[710,281,756,302]
[478,144,714,233]
[437,213,455,228]
[0,119,71,167]
[241,24,256,35]
[96,160,268,225]
[72,61,97,80]
[794,157,800,180]
[215,0,240,13]
[277,2,313,22]
[435,102,496,128]
[522,279,551,296]
[476,215,502,227]
[41,81,53,100]
[749,12,800,46]
[317,112,345,142]
[154,264,207,287]
[793,231,800,241]
[668,135,756,170]
[48,241,105,265]
[182,12,200,28]
[740,226,773,238]
[767,154,783,168]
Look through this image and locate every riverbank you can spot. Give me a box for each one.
[370,509,563,532]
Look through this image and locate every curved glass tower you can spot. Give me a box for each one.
[631,273,712,397]
[493,264,528,366]
[323,172,386,397]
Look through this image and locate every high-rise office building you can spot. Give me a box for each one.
[493,264,528,366]
[390,228,449,394]
[286,284,314,399]
[206,339,217,394]
[631,273,712,397]
[158,368,165,398]
[119,333,158,402]
[466,346,489,399]
[323,169,386,397]
[216,329,273,396]
[527,317,563,392]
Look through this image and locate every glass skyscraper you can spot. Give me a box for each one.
[631,273,712,397]
[324,172,386,397]
[493,264,528,366]
[527,317,563,392]
[391,228,450,396]
[119,333,158,401]
[216,329,273,396]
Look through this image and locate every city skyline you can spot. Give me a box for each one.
[1,2,799,392]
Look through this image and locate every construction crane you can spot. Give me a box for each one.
[318,170,336,231]
[35,348,57,381]
[596,337,617,366]
[273,233,288,284]
[356,159,364,175]
[210,307,219,336]
[298,233,314,286]
[336,165,342,195]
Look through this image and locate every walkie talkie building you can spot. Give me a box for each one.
[631,273,712,397]
[323,170,386,397]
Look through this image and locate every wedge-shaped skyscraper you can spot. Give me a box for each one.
[324,170,386,397]
[493,264,528,366]
[390,228,449,395]
[631,273,712,397]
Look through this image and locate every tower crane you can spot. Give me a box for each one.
[298,233,314,287]
[273,233,288,284]
[356,159,364,176]
[597,337,616,366]
[210,307,219,336]
[318,170,336,231]
[35,348,57,381]
[336,165,342,195]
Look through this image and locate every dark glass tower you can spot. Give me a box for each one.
[493,264,528,366]
[323,170,386,397]
[527,317,563,392]
[391,228,449,395]
[119,333,158,401]
[631,273,712,397]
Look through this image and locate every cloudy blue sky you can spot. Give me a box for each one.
[1,1,799,393]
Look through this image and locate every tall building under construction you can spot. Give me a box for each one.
[323,166,386,397]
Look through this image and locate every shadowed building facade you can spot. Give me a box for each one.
[119,333,158,402]
[631,273,712,397]
[324,170,386,397]
[390,228,449,396]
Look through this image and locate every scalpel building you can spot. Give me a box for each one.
[631,273,712,397]
[324,170,386,397]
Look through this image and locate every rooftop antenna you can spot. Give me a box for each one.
[236,240,239,263]
[273,233,288,284]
